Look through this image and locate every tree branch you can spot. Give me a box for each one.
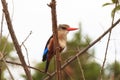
[0,12,4,45]
[48,0,61,80]
[77,56,85,80]
[43,18,120,79]
[0,59,51,76]
[20,31,32,47]
[1,0,33,80]
[20,31,32,73]
[99,2,118,79]
[3,59,14,80]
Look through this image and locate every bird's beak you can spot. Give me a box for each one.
[67,27,78,31]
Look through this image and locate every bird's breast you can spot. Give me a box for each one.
[59,39,66,49]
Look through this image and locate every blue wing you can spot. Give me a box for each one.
[42,35,53,61]
[43,48,48,55]
[42,47,48,61]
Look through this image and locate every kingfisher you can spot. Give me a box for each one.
[42,24,78,72]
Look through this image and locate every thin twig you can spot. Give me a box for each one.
[99,2,117,80]
[20,31,32,47]
[23,44,29,65]
[43,18,120,80]
[0,59,51,76]
[1,0,33,79]
[20,31,32,73]
[23,44,31,71]
[0,12,4,45]
[11,0,14,21]
[3,59,14,80]
[77,56,85,80]
[99,32,111,80]
[63,69,74,80]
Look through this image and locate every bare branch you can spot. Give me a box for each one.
[0,60,51,76]
[23,44,30,64]
[77,56,85,80]
[0,12,4,45]
[48,0,61,80]
[1,0,33,79]
[2,59,14,80]
[20,31,32,73]
[20,31,32,47]
[99,2,118,79]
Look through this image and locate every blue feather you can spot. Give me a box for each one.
[43,48,48,56]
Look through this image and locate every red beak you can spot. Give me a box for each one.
[67,27,78,31]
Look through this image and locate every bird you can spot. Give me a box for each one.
[42,24,78,72]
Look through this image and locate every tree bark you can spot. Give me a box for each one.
[48,0,61,80]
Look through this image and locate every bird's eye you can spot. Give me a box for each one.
[61,27,66,30]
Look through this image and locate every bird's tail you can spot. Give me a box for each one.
[45,60,50,73]
[42,54,47,61]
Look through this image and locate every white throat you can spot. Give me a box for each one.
[58,30,68,49]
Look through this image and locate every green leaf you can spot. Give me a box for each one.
[114,5,120,11]
[112,0,118,3]
[102,3,113,7]
[111,5,120,18]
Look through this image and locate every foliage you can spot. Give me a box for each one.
[0,36,14,80]
[84,62,101,80]
[103,0,120,18]
[0,37,14,54]
[106,61,120,80]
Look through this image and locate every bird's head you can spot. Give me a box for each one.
[58,24,78,48]
[58,24,78,32]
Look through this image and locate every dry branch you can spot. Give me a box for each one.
[0,60,51,76]
[0,12,4,45]
[1,0,33,80]
[3,59,14,80]
[77,56,85,80]
[48,0,61,80]
[44,18,120,79]
[20,31,32,73]
[20,31,32,47]
[99,2,118,79]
